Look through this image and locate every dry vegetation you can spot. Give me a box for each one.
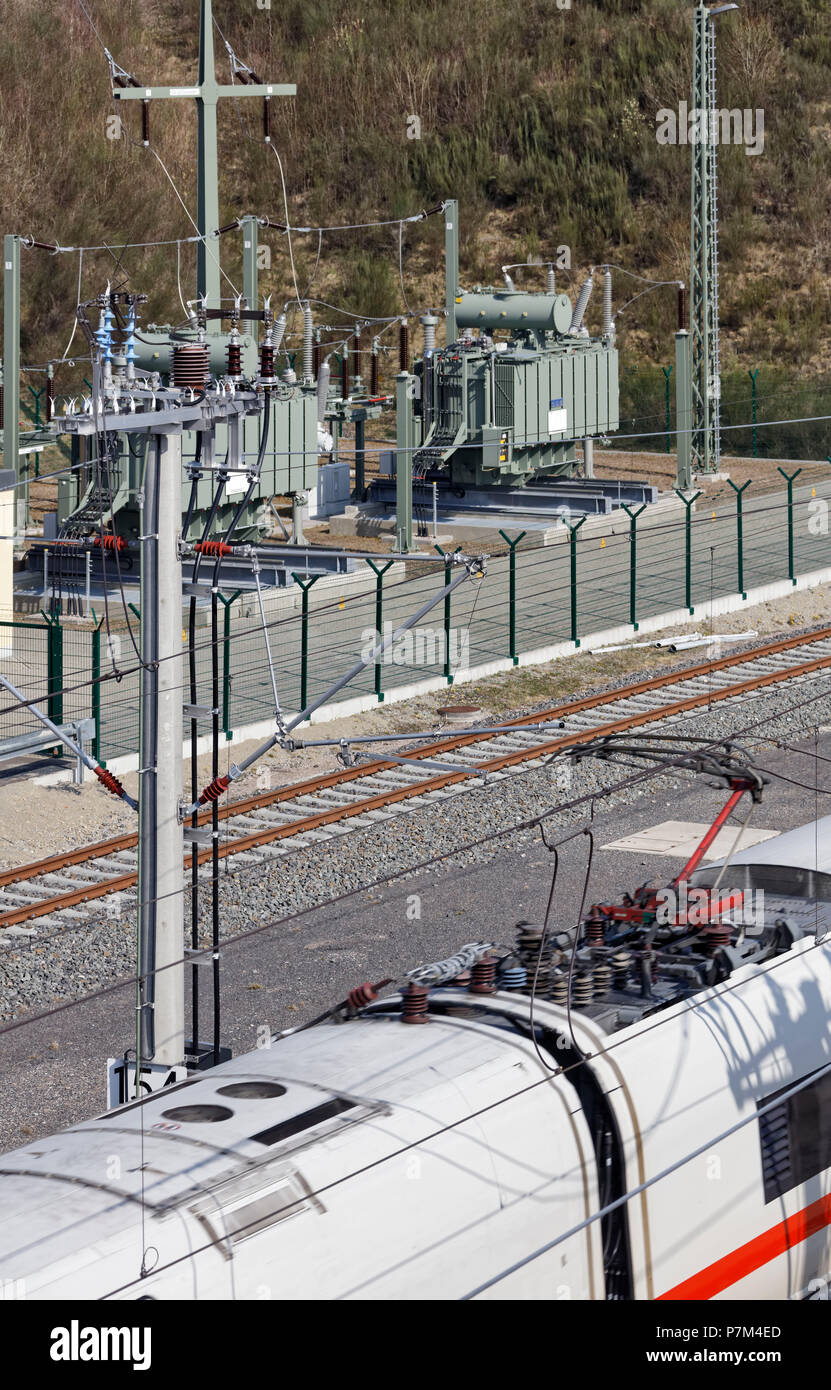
[2,0,831,444]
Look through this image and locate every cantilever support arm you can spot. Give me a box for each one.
[186,558,486,813]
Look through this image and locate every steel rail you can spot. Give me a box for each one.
[2,626,831,929]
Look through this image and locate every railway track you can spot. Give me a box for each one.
[3,625,831,934]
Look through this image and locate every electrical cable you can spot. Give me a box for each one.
[5,660,831,1031]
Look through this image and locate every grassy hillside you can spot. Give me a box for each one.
[2,0,831,417]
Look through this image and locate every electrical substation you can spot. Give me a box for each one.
[8,0,831,1324]
[0,0,737,1087]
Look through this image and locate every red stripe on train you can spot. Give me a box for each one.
[658,1192,831,1300]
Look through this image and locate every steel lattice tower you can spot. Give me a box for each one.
[689,3,735,475]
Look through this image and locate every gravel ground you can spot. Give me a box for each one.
[3,573,831,872]
[2,660,830,1022]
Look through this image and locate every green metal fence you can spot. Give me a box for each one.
[3,477,831,765]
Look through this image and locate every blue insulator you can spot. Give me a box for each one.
[102,306,115,362]
[499,964,528,991]
[125,308,136,372]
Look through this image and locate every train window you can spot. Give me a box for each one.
[161,1104,234,1123]
[758,1067,831,1203]
[251,1096,357,1146]
[217,1082,287,1100]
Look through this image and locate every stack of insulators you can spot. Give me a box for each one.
[260,343,275,381]
[401,982,429,1024]
[584,913,605,946]
[515,924,554,988]
[470,955,497,995]
[498,963,527,992]
[572,970,594,1007]
[172,343,210,390]
[549,969,568,1006]
[612,950,632,992]
[0,382,4,430]
[226,340,242,377]
[593,961,612,998]
[704,924,731,956]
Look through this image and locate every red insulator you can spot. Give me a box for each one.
[94,766,126,799]
[199,774,230,804]
[704,924,731,956]
[584,914,605,946]
[470,955,497,995]
[401,982,429,1024]
[227,340,242,377]
[94,533,127,552]
[346,977,392,1010]
[260,343,275,380]
[370,350,379,396]
[195,540,232,557]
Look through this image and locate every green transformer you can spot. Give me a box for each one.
[413,287,619,488]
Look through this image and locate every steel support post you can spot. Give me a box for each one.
[727,478,751,600]
[675,329,692,491]
[444,199,459,346]
[137,429,185,1071]
[622,503,646,630]
[499,529,527,664]
[218,588,242,736]
[563,516,585,647]
[395,372,415,552]
[435,545,462,684]
[674,489,701,613]
[777,467,802,585]
[3,235,21,534]
[292,574,320,712]
[353,412,366,499]
[366,559,393,701]
[91,616,103,763]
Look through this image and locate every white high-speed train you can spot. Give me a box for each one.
[1,815,830,1301]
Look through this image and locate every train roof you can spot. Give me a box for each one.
[692,814,831,901]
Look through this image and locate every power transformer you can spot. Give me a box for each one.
[413,287,619,488]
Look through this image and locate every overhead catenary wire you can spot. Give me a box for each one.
[4,662,831,1034]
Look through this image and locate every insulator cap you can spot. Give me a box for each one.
[194,540,232,557]
[94,766,126,799]
[401,982,429,1023]
[199,774,231,804]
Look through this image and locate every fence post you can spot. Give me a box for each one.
[91,613,103,763]
[674,489,701,613]
[662,365,673,454]
[498,529,527,664]
[217,589,242,738]
[748,368,759,458]
[622,503,647,630]
[39,610,63,730]
[435,544,462,683]
[727,479,751,599]
[562,516,585,647]
[365,558,393,701]
[292,574,320,713]
[777,467,802,586]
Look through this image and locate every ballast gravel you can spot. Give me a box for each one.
[1,665,830,1021]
